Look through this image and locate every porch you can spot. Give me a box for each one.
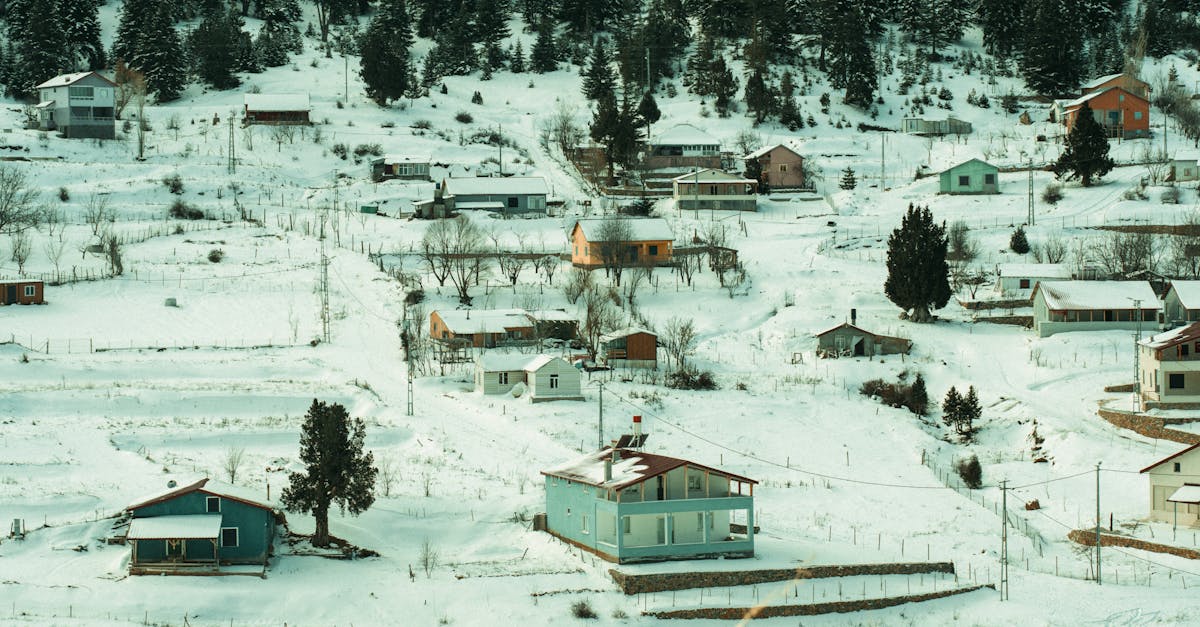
[594,496,755,563]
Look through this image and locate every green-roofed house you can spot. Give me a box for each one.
[123,478,279,575]
[938,159,999,195]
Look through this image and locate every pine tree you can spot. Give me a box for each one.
[977,0,1025,59]
[825,0,876,107]
[412,0,452,38]
[510,40,526,73]
[1052,101,1115,187]
[710,55,737,117]
[8,2,70,98]
[590,91,620,181]
[281,399,377,548]
[360,0,414,105]
[959,386,981,436]
[255,0,302,67]
[1010,226,1030,254]
[190,6,242,90]
[839,167,857,190]
[778,71,800,130]
[59,0,106,70]
[1020,0,1082,96]
[941,386,961,429]
[694,0,749,41]
[474,0,510,75]
[636,91,661,134]
[643,0,691,82]
[530,17,559,73]
[909,374,929,416]
[113,0,153,68]
[581,38,616,101]
[744,69,773,124]
[686,35,717,96]
[884,204,950,323]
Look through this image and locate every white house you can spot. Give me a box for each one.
[1031,281,1160,337]
[1171,149,1200,182]
[474,354,583,402]
[995,263,1072,300]
[1163,281,1200,327]
[672,169,758,211]
[35,72,116,139]
[1138,322,1200,408]
[1140,442,1200,527]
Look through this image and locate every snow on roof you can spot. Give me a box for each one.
[529,309,576,322]
[600,327,656,343]
[1081,73,1146,90]
[938,158,997,174]
[542,447,756,491]
[651,124,719,146]
[381,154,430,163]
[1140,321,1200,350]
[1033,281,1159,311]
[1174,149,1200,162]
[455,201,506,210]
[743,143,802,160]
[244,93,310,112]
[444,176,548,197]
[997,264,1071,279]
[34,101,54,109]
[126,477,274,511]
[572,218,674,243]
[35,71,113,89]
[1063,86,1147,109]
[672,169,755,184]
[127,515,223,540]
[0,279,41,285]
[436,309,532,334]
[477,353,538,372]
[1169,281,1200,309]
[522,354,558,372]
[1169,485,1200,504]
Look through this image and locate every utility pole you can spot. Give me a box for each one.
[227,117,236,175]
[1132,298,1143,411]
[1095,462,1102,585]
[344,54,349,104]
[403,321,414,416]
[1000,480,1009,601]
[880,132,886,190]
[319,174,332,344]
[1027,160,1034,226]
[597,380,605,449]
[498,123,503,176]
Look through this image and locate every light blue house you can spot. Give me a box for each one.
[443,176,549,215]
[540,439,756,563]
[938,159,999,194]
[124,478,278,574]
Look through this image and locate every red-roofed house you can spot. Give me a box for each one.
[1138,322,1200,408]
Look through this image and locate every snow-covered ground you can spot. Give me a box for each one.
[6,5,1200,626]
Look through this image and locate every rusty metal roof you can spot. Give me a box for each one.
[541,447,756,491]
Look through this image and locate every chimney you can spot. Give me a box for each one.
[604,454,613,481]
[633,415,642,440]
[850,308,857,326]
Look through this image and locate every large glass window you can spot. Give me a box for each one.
[69,86,94,99]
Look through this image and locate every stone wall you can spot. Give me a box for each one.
[645,585,992,619]
[1096,407,1200,445]
[973,316,1033,328]
[1068,529,1200,560]
[609,562,956,595]
[958,298,1032,311]
[1102,383,1135,393]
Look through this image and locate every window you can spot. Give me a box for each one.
[1184,345,1191,357]
[581,514,590,534]
[1175,462,1182,473]
[221,527,239,548]
[1019,279,1030,289]
[984,174,996,185]
[623,517,631,533]
[69,86,94,99]
[206,496,220,513]
[91,107,113,120]
[958,175,970,187]
[498,372,509,385]
[1135,111,1143,120]
[687,475,702,490]
[23,285,34,297]
[696,512,704,532]
[649,245,658,256]
[70,106,92,119]
[549,374,559,389]
[779,164,787,172]
[1170,373,1186,389]
[507,196,518,208]
[566,507,572,517]
[707,184,719,195]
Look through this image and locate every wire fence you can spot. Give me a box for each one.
[2,335,309,355]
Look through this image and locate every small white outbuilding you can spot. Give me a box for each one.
[474,354,583,402]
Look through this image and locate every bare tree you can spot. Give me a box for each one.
[676,251,697,286]
[420,220,454,286]
[418,537,439,578]
[1095,231,1157,278]
[733,128,763,156]
[622,263,652,312]
[543,101,585,156]
[9,230,30,274]
[1167,212,1200,278]
[596,216,634,285]
[84,193,112,236]
[563,266,594,304]
[1140,144,1169,185]
[0,167,41,236]
[662,317,697,372]
[495,232,528,286]
[113,61,145,119]
[1032,232,1068,264]
[445,215,488,304]
[271,124,297,151]
[42,206,63,239]
[702,221,728,271]
[376,455,399,497]
[223,446,246,484]
[531,254,560,285]
[580,284,619,359]
[946,220,977,263]
[101,229,123,276]
[43,235,66,281]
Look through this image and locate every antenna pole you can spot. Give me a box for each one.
[228,117,236,175]
[597,380,604,449]
[1095,462,1102,585]
[1000,480,1009,600]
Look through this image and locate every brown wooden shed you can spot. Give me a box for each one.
[600,327,658,369]
[0,280,44,305]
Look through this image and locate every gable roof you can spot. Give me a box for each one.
[672,168,755,184]
[940,158,997,174]
[571,218,674,243]
[444,176,548,197]
[1167,281,1200,310]
[125,478,273,512]
[1032,281,1160,311]
[600,326,656,343]
[996,264,1071,279]
[652,124,718,146]
[435,308,533,334]
[1063,87,1148,110]
[542,447,756,491]
[244,93,310,112]
[478,352,539,371]
[1140,321,1200,351]
[1174,149,1200,163]
[743,143,802,160]
[1082,73,1148,91]
[1140,442,1200,473]
[35,71,116,89]
[815,322,881,339]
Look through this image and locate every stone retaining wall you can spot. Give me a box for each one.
[645,585,993,619]
[1103,383,1135,393]
[973,316,1033,327]
[1068,529,1200,560]
[958,298,1032,311]
[609,562,956,595]
[1096,407,1200,445]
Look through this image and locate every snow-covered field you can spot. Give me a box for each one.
[7,5,1200,626]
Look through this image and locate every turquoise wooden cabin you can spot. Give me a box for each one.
[938,159,999,194]
[540,444,756,563]
[124,478,278,575]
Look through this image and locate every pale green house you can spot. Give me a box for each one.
[938,159,999,195]
[1032,280,1160,337]
[540,436,756,563]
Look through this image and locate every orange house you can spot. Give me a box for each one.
[429,309,535,348]
[1081,73,1151,99]
[1062,87,1149,139]
[569,218,674,268]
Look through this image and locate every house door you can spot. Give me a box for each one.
[853,339,865,356]
[5,285,15,303]
[656,476,665,500]
[166,539,184,561]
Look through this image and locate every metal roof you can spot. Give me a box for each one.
[1140,442,1200,473]
[1139,322,1200,350]
[541,447,756,491]
[127,514,223,540]
[125,477,273,512]
[1032,281,1160,311]
[671,168,755,184]
[997,264,1071,279]
[35,71,115,89]
[244,93,310,111]
[1168,281,1200,310]
[571,218,674,243]
[434,309,532,334]
[651,124,718,146]
[600,327,656,343]
[1169,485,1200,504]
[444,176,548,197]
[743,143,802,160]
